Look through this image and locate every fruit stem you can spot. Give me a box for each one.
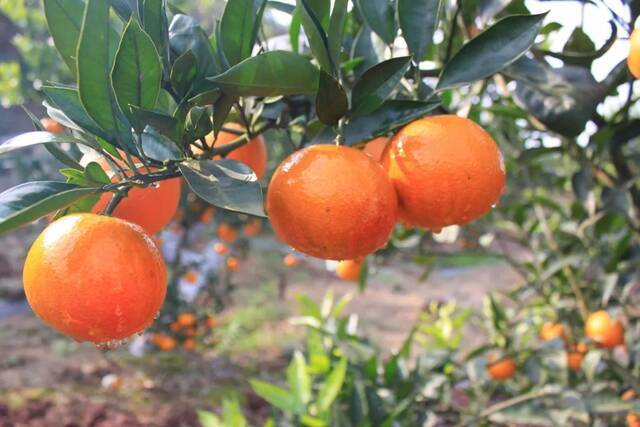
[103,188,129,215]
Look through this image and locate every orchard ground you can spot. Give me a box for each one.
[0,191,523,424]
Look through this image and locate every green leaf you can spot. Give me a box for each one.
[220,0,266,66]
[184,106,212,141]
[171,50,199,95]
[297,0,334,74]
[43,0,85,75]
[316,71,348,126]
[222,399,247,427]
[213,94,238,135]
[141,127,184,161]
[327,0,347,65]
[42,85,110,139]
[169,14,221,77]
[317,358,347,412]
[343,99,440,145]
[357,257,368,292]
[250,379,300,414]
[143,0,171,71]
[0,132,92,156]
[130,106,182,141]
[268,1,295,14]
[290,8,301,53]
[0,182,98,234]
[178,159,266,217]
[287,352,312,406]
[197,410,223,427]
[398,0,442,59]
[110,0,139,20]
[351,56,411,116]
[112,17,163,124]
[351,26,386,78]
[437,13,546,90]
[189,89,221,107]
[209,51,319,96]
[77,0,132,143]
[355,0,396,44]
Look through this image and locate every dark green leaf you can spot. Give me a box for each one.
[77,0,132,144]
[213,94,238,135]
[0,132,91,156]
[43,0,85,75]
[178,159,266,217]
[110,0,139,20]
[355,0,396,44]
[437,13,546,90]
[316,71,348,126]
[209,51,319,96]
[143,0,171,71]
[169,14,221,77]
[351,26,386,78]
[42,85,110,139]
[141,126,184,161]
[289,8,301,53]
[352,56,411,116]
[189,89,221,106]
[398,0,442,59]
[297,0,334,74]
[0,182,98,234]
[112,17,163,124]
[130,106,182,141]
[268,1,295,14]
[220,0,266,66]
[327,0,348,66]
[344,99,440,145]
[185,106,212,141]
[171,50,199,95]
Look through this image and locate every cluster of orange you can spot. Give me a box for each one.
[149,313,218,352]
[487,311,626,382]
[267,115,505,287]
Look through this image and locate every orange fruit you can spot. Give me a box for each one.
[629,29,640,79]
[203,123,268,179]
[267,145,398,260]
[183,338,196,351]
[567,343,587,371]
[628,413,640,427]
[382,115,505,231]
[41,118,65,133]
[218,224,238,243]
[585,310,625,349]
[183,271,198,284]
[177,313,197,328]
[487,356,516,381]
[185,327,197,337]
[623,390,637,401]
[155,334,176,351]
[169,322,181,333]
[243,219,262,237]
[539,322,565,342]
[362,136,389,162]
[336,259,364,282]
[23,214,167,343]
[283,254,300,268]
[206,316,218,329]
[200,207,215,224]
[227,256,239,272]
[213,242,229,255]
[91,155,181,235]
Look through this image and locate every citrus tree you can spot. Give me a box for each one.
[1,0,640,425]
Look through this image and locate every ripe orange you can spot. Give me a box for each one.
[91,156,181,235]
[585,310,625,349]
[283,254,300,268]
[336,259,364,282]
[200,207,215,224]
[227,256,239,272]
[152,334,176,351]
[206,316,218,328]
[41,118,65,133]
[243,219,262,237]
[218,224,238,242]
[362,136,389,162]
[487,356,516,381]
[185,327,197,337]
[183,271,198,284]
[177,313,197,328]
[539,322,565,342]
[629,29,640,79]
[203,123,268,179]
[23,214,167,343]
[382,115,505,231]
[169,322,181,333]
[183,338,196,351]
[567,343,587,371]
[628,413,640,427]
[267,145,398,260]
[213,242,229,255]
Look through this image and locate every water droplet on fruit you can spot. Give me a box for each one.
[150,182,160,189]
[491,204,497,209]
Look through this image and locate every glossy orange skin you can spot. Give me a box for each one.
[41,118,65,133]
[23,214,167,343]
[177,313,197,328]
[382,115,505,231]
[267,145,398,260]
[218,224,238,243]
[92,157,181,235]
[244,220,262,237]
[629,29,640,79]
[539,322,565,342]
[585,310,625,349]
[336,259,364,282]
[227,256,239,272]
[283,254,300,268]
[487,357,516,381]
[214,243,229,255]
[204,123,268,179]
[362,137,389,162]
